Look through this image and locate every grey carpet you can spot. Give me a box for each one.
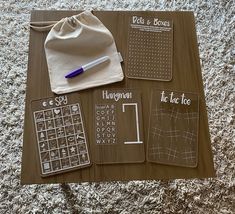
[0,0,234,213]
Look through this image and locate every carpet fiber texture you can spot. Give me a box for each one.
[0,0,234,213]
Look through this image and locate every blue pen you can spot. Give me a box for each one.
[65,56,110,78]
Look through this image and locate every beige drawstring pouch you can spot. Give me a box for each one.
[30,11,124,94]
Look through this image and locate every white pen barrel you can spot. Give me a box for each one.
[82,56,110,71]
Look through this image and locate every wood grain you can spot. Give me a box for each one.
[21,10,215,184]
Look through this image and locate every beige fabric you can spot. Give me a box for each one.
[44,11,124,94]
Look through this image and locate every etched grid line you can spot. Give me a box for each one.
[166,147,179,161]
[149,144,164,159]
[182,131,196,144]
[182,150,196,162]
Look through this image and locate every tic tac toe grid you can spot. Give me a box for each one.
[21,11,215,184]
[147,90,199,167]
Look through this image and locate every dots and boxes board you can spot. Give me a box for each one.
[126,15,173,81]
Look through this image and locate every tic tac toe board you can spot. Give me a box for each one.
[21,11,215,184]
[147,90,199,167]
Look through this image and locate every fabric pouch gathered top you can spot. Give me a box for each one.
[31,11,124,94]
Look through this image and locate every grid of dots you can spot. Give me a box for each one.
[127,29,173,81]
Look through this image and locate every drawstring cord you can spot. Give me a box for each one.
[30,21,58,31]
[29,10,94,31]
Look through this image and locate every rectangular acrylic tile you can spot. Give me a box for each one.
[126,15,173,81]
[31,95,91,177]
[93,89,145,164]
[147,89,199,167]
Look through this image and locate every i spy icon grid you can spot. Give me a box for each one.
[31,95,91,176]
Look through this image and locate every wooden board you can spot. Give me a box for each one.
[21,10,215,184]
